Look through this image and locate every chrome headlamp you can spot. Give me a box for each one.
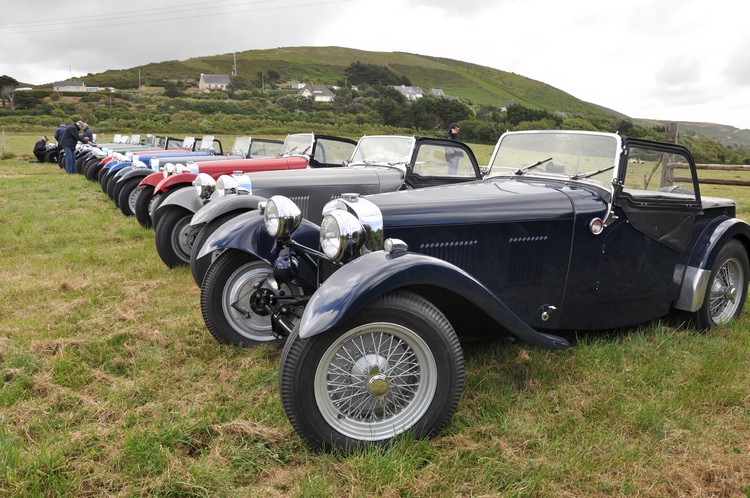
[193,173,216,199]
[132,159,147,169]
[162,163,176,178]
[216,173,252,196]
[263,195,302,238]
[150,158,161,171]
[320,209,366,261]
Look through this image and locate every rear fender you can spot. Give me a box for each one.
[674,217,750,311]
[298,251,570,350]
[190,195,267,227]
[156,187,203,214]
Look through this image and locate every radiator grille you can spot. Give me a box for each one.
[318,259,339,284]
[287,195,310,218]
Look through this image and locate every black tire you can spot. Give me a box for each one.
[112,176,127,208]
[134,185,157,228]
[75,154,88,174]
[691,240,749,329]
[57,149,65,169]
[99,168,112,193]
[82,157,100,179]
[96,166,109,186]
[154,206,197,268]
[151,185,189,229]
[200,250,296,346]
[279,290,465,453]
[85,161,103,182]
[105,172,120,200]
[190,211,247,287]
[44,149,58,164]
[118,178,143,216]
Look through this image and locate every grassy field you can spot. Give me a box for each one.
[1,133,749,497]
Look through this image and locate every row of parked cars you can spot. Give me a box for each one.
[68,129,750,453]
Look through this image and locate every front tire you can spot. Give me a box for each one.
[692,240,749,329]
[118,179,144,216]
[190,211,247,287]
[134,186,157,228]
[201,250,296,346]
[154,206,197,268]
[279,290,465,453]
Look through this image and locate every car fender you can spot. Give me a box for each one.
[156,187,203,214]
[118,167,154,183]
[674,217,750,312]
[139,172,164,188]
[107,161,132,174]
[154,173,196,195]
[191,195,266,227]
[197,209,320,262]
[298,251,570,350]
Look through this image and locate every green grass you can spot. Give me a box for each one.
[1,134,749,496]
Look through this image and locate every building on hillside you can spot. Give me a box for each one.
[198,74,231,91]
[53,80,86,92]
[286,81,307,90]
[298,84,336,102]
[429,88,460,101]
[392,85,424,101]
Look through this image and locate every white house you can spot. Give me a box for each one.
[53,80,86,92]
[198,74,231,91]
[392,85,424,101]
[298,84,336,102]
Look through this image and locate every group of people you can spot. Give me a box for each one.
[32,121,94,174]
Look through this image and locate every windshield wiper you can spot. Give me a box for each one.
[569,166,614,180]
[515,157,553,175]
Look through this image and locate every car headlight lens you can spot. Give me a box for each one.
[193,173,216,199]
[216,175,239,196]
[263,196,302,238]
[320,210,365,261]
[150,158,161,171]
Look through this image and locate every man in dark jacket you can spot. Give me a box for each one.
[54,123,66,143]
[82,123,94,144]
[32,136,48,162]
[60,121,89,174]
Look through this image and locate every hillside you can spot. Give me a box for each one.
[73,46,748,147]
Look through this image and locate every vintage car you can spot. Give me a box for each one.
[130,133,345,229]
[188,135,485,286]
[81,135,187,179]
[109,136,283,212]
[199,130,750,452]
[98,135,223,197]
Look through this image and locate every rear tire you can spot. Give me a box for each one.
[134,185,157,228]
[691,240,749,329]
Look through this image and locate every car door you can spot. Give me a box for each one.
[594,139,702,323]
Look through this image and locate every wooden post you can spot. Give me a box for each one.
[660,122,679,187]
[665,122,678,143]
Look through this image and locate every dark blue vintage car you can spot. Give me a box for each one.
[200,130,750,452]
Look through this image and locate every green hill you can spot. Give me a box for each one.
[77,46,749,147]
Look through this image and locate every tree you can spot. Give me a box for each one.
[0,75,19,109]
[344,61,411,86]
[163,81,186,98]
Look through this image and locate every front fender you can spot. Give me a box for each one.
[140,172,164,188]
[190,195,267,227]
[157,186,203,214]
[674,217,750,312]
[154,173,196,194]
[108,161,133,174]
[197,209,320,262]
[298,251,570,350]
[118,167,154,183]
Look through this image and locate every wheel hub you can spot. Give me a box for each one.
[351,354,390,397]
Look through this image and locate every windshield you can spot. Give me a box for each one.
[230,136,252,156]
[280,133,314,156]
[349,136,415,166]
[488,131,620,185]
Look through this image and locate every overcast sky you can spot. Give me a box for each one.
[2,0,748,129]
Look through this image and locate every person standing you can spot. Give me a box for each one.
[82,123,94,144]
[32,136,48,162]
[54,123,66,144]
[60,121,89,174]
[445,123,463,174]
